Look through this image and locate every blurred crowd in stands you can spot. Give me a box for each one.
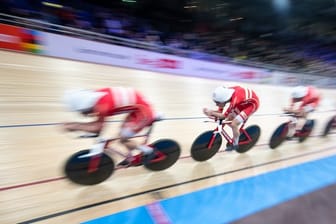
[1,0,336,77]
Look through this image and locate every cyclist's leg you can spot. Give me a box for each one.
[230,103,257,146]
[296,105,315,132]
[225,110,240,151]
[118,106,155,166]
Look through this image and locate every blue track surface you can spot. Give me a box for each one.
[83,154,336,224]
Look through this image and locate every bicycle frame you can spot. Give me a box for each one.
[85,122,167,172]
[207,119,251,149]
[282,114,310,138]
[84,131,150,173]
[278,115,296,138]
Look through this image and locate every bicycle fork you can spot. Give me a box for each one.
[82,138,107,173]
[207,120,222,149]
[287,116,298,138]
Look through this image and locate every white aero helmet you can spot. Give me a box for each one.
[63,89,105,112]
[291,86,308,99]
[212,86,234,103]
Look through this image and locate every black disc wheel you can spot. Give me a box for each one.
[64,149,115,185]
[269,123,289,149]
[322,117,335,137]
[236,125,261,153]
[298,119,315,143]
[144,139,181,171]
[190,131,222,161]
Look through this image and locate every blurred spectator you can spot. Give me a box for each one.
[1,0,335,77]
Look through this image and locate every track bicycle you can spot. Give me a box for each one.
[190,119,261,161]
[64,118,181,185]
[269,113,315,149]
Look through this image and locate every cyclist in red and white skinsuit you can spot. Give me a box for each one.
[285,85,320,117]
[284,85,321,137]
[203,86,260,151]
[62,87,156,167]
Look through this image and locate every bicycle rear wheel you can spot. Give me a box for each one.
[236,125,261,153]
[144,139,181,171]
[298,119,315,142]
[322,117,335,137]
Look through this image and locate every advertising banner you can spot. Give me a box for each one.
[2,23,334,88]
[0,23,44,53]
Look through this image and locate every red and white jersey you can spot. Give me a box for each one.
[291,86,320,110]
[222,86,260,117]
[93,87,153,116]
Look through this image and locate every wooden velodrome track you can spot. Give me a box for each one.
[0,50,335,224]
